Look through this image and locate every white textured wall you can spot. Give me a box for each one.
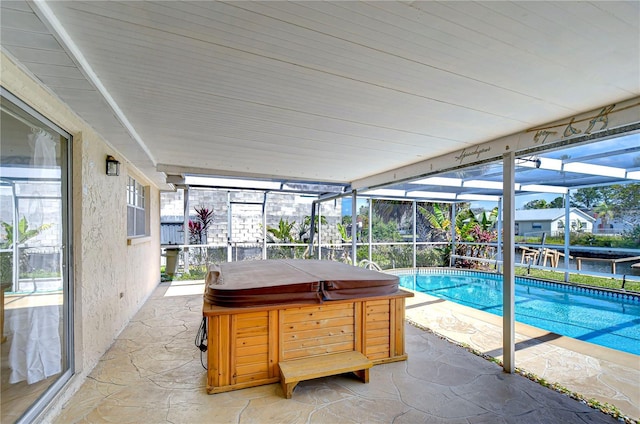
[1,52,161,419]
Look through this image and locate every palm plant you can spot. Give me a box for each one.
[266,218,299,259]
[594,202,614,232]
[336,222,351,243]
[1,217,52,284]
[1,217,51,249]
[267,218,296,243]
[418,204,497,269]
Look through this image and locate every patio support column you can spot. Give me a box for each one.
[496,198,503,273]
[183,186,190,273]
[309,201,317,257]
[352,190,357,266]
[450,203,456,267]
[318,202,323,259]
[262,192,267,260]
[368,198,373,263]
[564,191,571,282]
[412,200,417,268]
[12,183,18,291]
[502,152,516,373]
[227,191,232,262]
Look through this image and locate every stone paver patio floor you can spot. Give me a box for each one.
[52,280,636,423]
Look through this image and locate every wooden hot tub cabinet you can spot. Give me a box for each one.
[203,289,412,394]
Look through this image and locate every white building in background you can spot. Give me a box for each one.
[515,208,595,237]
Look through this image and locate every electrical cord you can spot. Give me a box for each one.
[195,317,208,369]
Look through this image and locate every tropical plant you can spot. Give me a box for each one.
[186,206,214,269]
[336,222,351,243]
[420,203,451,231]
[266,217,303,259]
[418,203,497,269]
[571,219,586,232]
[1,217,51,249]
[475,207,499,231]
[189,206,213,244]
[298,215,328,242]
[370,215,404,242]
[0,217,52,284]
[266,218,296,243]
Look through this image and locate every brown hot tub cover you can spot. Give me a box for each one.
[204,259,398,307]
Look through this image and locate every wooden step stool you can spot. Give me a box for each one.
[278,351,373,399]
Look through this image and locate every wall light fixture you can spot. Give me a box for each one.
[106,155,120,176]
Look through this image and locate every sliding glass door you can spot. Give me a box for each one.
[0,89,73,424]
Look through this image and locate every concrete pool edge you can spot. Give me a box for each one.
[403,287,640,421]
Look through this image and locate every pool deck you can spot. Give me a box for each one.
[404,288,640,420]
[44,278,640,423]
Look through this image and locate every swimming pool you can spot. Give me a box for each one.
[395,269,640,356]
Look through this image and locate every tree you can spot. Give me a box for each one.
[523,199,549,209]
[549,197,564,208]
[571,188,602,209]
[594,202,615,231]
[611,183,640,211]
[373,200,411,224]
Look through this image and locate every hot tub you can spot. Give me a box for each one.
[202,259,413,394]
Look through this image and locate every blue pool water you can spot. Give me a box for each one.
[398,271,640,356]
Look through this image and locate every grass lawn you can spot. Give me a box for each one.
[515,267,640,293]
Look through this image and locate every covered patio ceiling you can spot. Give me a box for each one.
[176,129,640,202]
[1,1,639,192]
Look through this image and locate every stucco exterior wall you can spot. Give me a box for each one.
[1,52,161,418]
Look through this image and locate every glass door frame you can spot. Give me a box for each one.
[1,87,74,424]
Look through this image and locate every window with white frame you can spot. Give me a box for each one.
[127,176,148,237]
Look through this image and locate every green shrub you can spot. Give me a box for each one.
[0,252,12,285]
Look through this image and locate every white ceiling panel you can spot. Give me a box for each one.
[1,1,638,189]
